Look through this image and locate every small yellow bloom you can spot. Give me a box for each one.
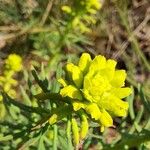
[61,5,72,14]
[0,54,23,102]
[86,0,102,14]
[59,53,132,131]
[49,114,58,125]
[61,0,102,33]
[5,54,22,72]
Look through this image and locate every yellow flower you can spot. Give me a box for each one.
[61,0,102,33]
[86,0,102,14]
[0,54,23,102]
[49,114,58,125]
[5,54,22,72]
[61,5,72,14]
[59,53,132,131]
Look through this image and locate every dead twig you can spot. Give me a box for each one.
[40,0,54,26]
[113,9,150,59]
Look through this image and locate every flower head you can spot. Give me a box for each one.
[5,54,22,72]
[59,53,132,131]
[85,0,102,14]
[61,0,102,33]
[0,54,22,102]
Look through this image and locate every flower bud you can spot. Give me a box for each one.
[80,114,88,139]
[49,114,58,125]
[71,118,79,146]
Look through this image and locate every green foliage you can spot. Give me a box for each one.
[0,0,95,57]
[0,63,150,149]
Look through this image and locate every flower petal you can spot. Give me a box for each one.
[85,103,101,120]
[111,87,132,99]
[60,85,82,100]
[83,70,94,90]
[110,70,126,87]
[99,93,129,117]
[66,63,74,80]
[99,109,113,127]
[106,59,117,69]
[78,53,91,75]
[72,101,85,111]
[82,89,94,102]
[98,59,117,81]
[66,63,83,88]
[58,78,68,87]
[89,55,106,71]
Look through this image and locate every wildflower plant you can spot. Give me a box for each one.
[59,53,132,133]
[0,0,150,149]
[1,53,150,149]
[62,0,102,33]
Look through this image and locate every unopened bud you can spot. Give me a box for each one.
[71,118,79,146]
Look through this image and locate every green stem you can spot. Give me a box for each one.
[53,125,58,150]
[144,118,150,129]
[67,119,74,150]
[88,133,102,140]
[129,106,144,133]
[34,92,71,104]
[126,77,150,99]
[130,38,150,71]
[127,86,135,120]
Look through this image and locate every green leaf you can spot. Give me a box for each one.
[20,85,32,106]
[138,85,150,113]
[38,137,46,150]
[17,136,40,150]
[2,92,49,115]
[127,86,135,120]
[0,134,13,142]
[31,69,49,92]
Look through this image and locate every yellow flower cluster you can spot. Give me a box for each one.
[0,54,22,101]
[85,0,102,14]
[5,54,22,72]
[62,0,102,32]
[62,0,101,14]
[59,53,132,132]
